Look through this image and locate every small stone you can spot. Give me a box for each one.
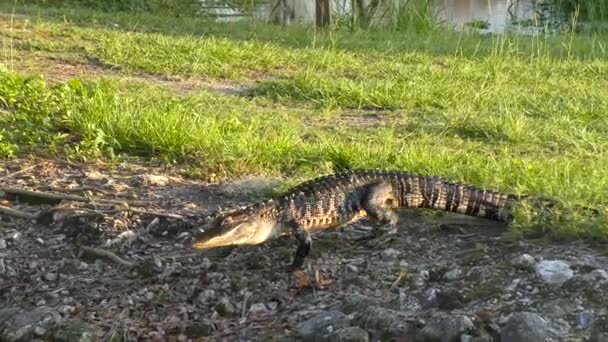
[1,307,61,340]
[444,268,463,281]
[500,312,549,342]
[576,310,594,330]
[584,269,608,283]
[44,273,57,282]
[350,258,366,266]
[214,297,237,317]
[351,305,411,339]
[381,248,401,260]
[436,288,465,310]
[506,278,521,292]
[534,260,574,286]
[513,254,535,269]
[140,174,170,186]
[84,171,105,180]
[200,257,212,270]
[298,310,350,342]
[590,315,608,342]
[59,305,76,314]
[0,239,6,249]
[34,326,46,336]
[326,326,369,342]
[460,335,474,342]
[0,259,5,275]
[248,303,268,314]
[415,314,473,342]
[346,264,359,273]
[197,289,216,304]
[46,319,99,342]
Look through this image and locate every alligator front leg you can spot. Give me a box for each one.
[286,221,312,272]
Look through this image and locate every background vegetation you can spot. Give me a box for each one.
[1,0,607,237]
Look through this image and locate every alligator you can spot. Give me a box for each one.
[191,169,568,271]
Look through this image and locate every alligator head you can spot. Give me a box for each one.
[192,203,278,249]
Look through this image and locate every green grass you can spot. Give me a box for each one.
[1,3,608,238]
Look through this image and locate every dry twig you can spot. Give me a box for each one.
[0,165,37,181]
[80,245,135,268]
[0,205,37,220]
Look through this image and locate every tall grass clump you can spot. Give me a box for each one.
[342,0,442,33]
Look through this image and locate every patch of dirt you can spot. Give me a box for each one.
[1,52,253,96]
[1,157,608,341]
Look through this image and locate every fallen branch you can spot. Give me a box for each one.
[0,186,150,206]
[0,165,37,181]
[39,205,187,221]
[125,208,187,220]
[0,205,37,220]
[79,245,135,268]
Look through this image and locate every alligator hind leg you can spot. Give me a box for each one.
[359,182,400,239]
[286,221,312,272]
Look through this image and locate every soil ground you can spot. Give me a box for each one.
[2,157,608,341]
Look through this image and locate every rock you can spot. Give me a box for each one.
[84,171,105,181]
[534,260,574,286]
[214,297,237,317]
[341,294,380,314]
[500,312,549,342]
[0,258,5,275]
[381,248,401,259]
[506,278,521,292]
[34,326,46,336]
[435,288,465,310]
[326,326,370,342]
[47,320,99,342]
[346,264,359,273]
[590,315,608,342]
[513,254,535,269]
[249,303,269,314]
[444,268,463,281]
[197,289,216,304]
[0,307,22,325]
[411,269,430,288]
[140,174,170,186]
[350,305,413,340]
[185,321,215,337]
[415,314,473,342]
[583,269,608,283]
[297,311,351,342]
[349,258,366,267]
[0,306,61,341]
[0,238,6,249]
[575,310,594,330]
[44,272,57,282]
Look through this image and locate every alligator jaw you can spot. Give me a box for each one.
[192,218,277,249]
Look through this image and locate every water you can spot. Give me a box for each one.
[200,0,559,35]
[435,0,556,34]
